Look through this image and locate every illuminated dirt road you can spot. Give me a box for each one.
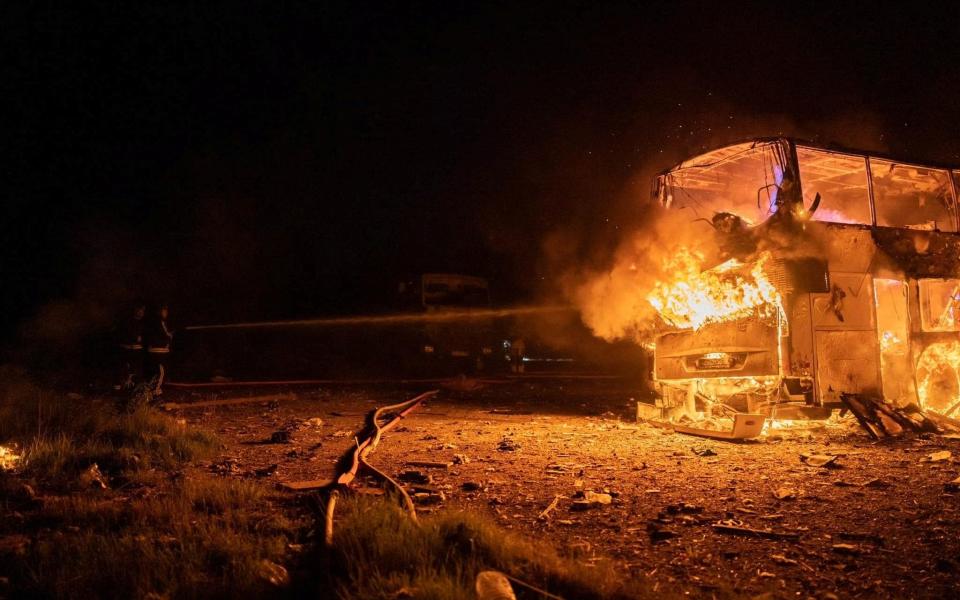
[173,380,960,599]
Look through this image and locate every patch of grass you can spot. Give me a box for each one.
[7,477,298,599]
[320,496,644,600]
[18,406,218,486]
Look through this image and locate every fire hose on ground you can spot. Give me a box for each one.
[323,390,438,546]
[316,389,593,599]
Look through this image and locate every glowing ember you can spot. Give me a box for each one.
[646,249,782,330]
[916,342,960,416]
[0,444,21,471]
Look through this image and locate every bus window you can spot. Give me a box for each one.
[918,279,960,332]
[872,160,957,231]
[795,147,871,225]
[660,141,787,225]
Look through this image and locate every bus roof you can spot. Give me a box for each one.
[659,137,960,176]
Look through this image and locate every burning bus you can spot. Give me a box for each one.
[649,137,960,421]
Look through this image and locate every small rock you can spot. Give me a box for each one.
[452,453,470,465]
[923,450,952,463]
[461,481,483,492]
[497,438,519,452]
[304,417,324,427]
[801,453,838,468]
[773,487,796,501]
[944,476,960,492]
[693,447,717,457]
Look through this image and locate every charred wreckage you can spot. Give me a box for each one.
[644,137,960,438]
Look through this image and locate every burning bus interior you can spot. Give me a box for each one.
[638,138,960,440]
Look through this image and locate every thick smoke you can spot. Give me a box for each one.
[569,207,719,342]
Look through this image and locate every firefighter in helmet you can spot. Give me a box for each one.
[115,302,146,390]
[144,303,174,395]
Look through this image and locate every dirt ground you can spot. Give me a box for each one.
[170,378,960,599]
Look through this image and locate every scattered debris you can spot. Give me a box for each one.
[670,413,766,440]
[664,502,703,514]
[254,464,278,478]
[570,491,612,511]
[646,522,679,543]
[801,453,838,468]
[211,458,241,475]
[412,491,445,505]
[497,438,519,452]
[712,520,800,541]
[398,470,432,484]
[771,553,798,566]
[840,394,941,439]
[538,495,561,520]
[921,450,952,463]
[773,487,797,500]
[405,460,452,469]
[836,531,884,546]
[79,463,108,490]
[831,543,862,556]
[269,430,293,444]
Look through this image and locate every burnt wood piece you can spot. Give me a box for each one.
[840,394,942,438]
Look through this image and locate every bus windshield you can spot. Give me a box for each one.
[658,140,790,225]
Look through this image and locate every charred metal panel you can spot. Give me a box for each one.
[655,316,778,380]
[811,273,876,331]
[814,330,881,400]
[789,295,814,377]
[811,224,878,273]
[872,228,960,278]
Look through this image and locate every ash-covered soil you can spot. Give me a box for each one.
[173,379,960,599]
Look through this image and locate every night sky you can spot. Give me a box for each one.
[4,2,960,343]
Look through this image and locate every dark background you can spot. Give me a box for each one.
[3,2,960,346]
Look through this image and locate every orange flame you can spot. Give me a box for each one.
[0,444,21,471]
[916,341,960,416]
[646,249,782,330]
